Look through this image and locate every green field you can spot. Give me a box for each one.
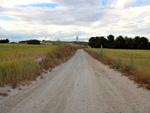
[0,44,57,86]
[87,48,150,85]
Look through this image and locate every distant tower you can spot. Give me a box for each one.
[76,36,79,42]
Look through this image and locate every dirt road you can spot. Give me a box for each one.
[1,49,150,113]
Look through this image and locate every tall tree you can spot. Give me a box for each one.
[89,37,96,48]
[125,36,134,49]
[133,36,140,49]
[139,37,149,49]
[107,34,115,48]
[115,36,126,49]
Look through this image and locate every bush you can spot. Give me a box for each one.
[27,40,40,45]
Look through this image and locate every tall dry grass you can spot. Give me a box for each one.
[0,44,77,88]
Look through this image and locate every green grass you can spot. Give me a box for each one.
[0,44,57,86]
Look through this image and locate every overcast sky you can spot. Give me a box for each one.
[0,0,150,42]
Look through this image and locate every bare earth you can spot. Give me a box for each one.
[0,49,150,113]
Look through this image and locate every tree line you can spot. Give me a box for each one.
[0,39,40,44]
[0,39,9,43]
[19,39,40,44]
[89,35,150,49]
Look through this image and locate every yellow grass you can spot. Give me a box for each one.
[0,44,57,86]
[87,48,150,78]
[0,44,57,63]
[85,48,150,89]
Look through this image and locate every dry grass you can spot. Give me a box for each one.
[85,48,150,90]
[0,93,9,96]
[0,44,77,87]
[41,45,77,71]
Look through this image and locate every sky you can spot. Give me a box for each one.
[0,0,150,42]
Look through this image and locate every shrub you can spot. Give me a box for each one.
[27,40,40,45]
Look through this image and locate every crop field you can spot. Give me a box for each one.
[0,44,57,86]
[86,48,150,88]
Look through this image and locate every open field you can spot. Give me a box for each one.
[0,44,77,87]
[0,44,57,86]
[86,48,150,89]
[0,44,57,62]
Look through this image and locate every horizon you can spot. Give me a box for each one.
[0,0,150,42]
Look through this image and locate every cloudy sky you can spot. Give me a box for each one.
[0,0,150,42]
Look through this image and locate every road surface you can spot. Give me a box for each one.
[1,49,150,113]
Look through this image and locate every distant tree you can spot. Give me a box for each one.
[27,39,40,45]
[125,36,134,49]
[0,39,9,43]
[89,35,150,50]
[148,42,150,50]
[133,36,140,49]
[19,41,28,44]
[139,37,149,49]
[99,36,108,48]
[95,36,101,48]
[115,36,125,49]
[89,36,108,48]
[107,34,115,48]
[11,42,17,44]
[89,37,96,48]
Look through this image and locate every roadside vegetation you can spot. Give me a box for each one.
[85,48,150,90]
[0,43,77,88]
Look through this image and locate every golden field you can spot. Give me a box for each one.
[0,44,57,86]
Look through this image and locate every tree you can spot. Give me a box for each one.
[0,39,9,43]
[133,36,140,49]
[88,36,108,48]
[107,34,115,48]
[89,35,150,50]
[99,36,108,48]
[125,36,134,49]
[148,42,150,50]
[89,37,96,48]
[27,39,40,45]
[115,36,125,49]
[139,37,149,49]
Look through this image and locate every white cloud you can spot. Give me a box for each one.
[0,0,53,7]
[0,0,150,42]
[114,0,137,9]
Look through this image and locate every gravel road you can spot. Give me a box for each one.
[1,49,150,113]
